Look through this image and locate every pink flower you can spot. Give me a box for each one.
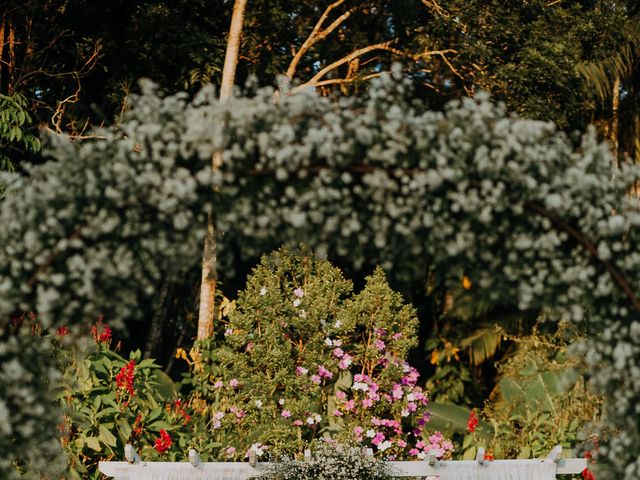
[362,398,373,408]
[354,374,364,382]
[293,288,304,298]
[281,410,292,418]
[333,409,343,417]
[310,374,321,384]
[224,328,233,336]
[397,439,407,448]
[317,365,333,379]
[335,390,347,400]
[293,420,304,426]
[372,432,385,446]
[214,381,224,389]
[409,448,420,456]
[392,332,403,340]
[225,447,236,457]
[392,384,404,400]
[295,366,308,375]
[375,339,386,350]
[229,379,240,388]
[332,347,344,358]
[344,400,356,411]
[407,402,417,413]
[338,354,352,370]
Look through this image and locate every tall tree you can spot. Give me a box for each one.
[197,0,248,339]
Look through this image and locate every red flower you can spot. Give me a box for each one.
[467,410,478,433]
[115,360,136,396]
[582,468,596,480]
[132,414,143,436]
[154,429,172,454]
[57,326,70,337]
[92,317,112,344]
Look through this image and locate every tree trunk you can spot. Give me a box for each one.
[196,0,248,340]
[611,75,620,166]
[7,21,14,95]
[0,17,5,94]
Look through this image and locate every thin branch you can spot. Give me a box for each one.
[294,41,397,91]
[524,201,640,314]
[306,72,382,90]
[286,0,347,79]
[420,0,445,16]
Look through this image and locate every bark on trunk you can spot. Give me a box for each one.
[196,0,248,340]
[611,75,620,166]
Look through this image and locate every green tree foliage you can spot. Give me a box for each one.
[0,93,41,172]
[413,0,630,131]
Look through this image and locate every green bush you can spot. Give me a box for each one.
[56,320,197,478]
[181,248,449,461]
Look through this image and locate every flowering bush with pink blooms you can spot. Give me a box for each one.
[183,248,451,460]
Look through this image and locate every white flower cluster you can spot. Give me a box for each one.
[252,442,394,480]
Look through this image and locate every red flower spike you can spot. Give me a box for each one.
[467,410,478,433]
[57,326,70,337]
[582,468,596,480]
[92,317,112,344]
[154,429,172,454]
[115,360,136,396]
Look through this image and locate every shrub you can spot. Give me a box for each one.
[251,441,395,480]
[182,248,447,461]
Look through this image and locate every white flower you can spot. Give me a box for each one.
[293,299,301,307]
[260,287,267,296]
[366,429,375,438]
[378,440,393,452]
[255,400,263,408]
[250,443,266,457]
[401,409,409,417]
[325,337,333,346]
[352,382,368,391]
[306,416,315,425]
[407,393,415,402]
[334,320,342,328]
[278,398,285,405]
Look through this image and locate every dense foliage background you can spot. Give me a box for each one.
[0,0,639,478]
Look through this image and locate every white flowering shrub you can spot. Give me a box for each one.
[251,441,395,480]
[0,320,65,479]
[1,69,639,476]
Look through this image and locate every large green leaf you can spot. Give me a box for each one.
[428,402,493,439]
[99,425,118,447]
[153,370,178,400]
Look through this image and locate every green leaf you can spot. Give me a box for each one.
[517,446,531,459]
[153,370,177,400]
[118,419,132,440]
[147,420,172,431]
[428,402,493,439]
[463,446,476,460]
[85,436,101,451]
[99,425,118,447]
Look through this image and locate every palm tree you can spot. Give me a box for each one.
[576,5,640,164]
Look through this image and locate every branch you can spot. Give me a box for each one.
[286,0,348,79]
[420,0,445,16]
[293,41,399,91]
[524,201,640,314]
